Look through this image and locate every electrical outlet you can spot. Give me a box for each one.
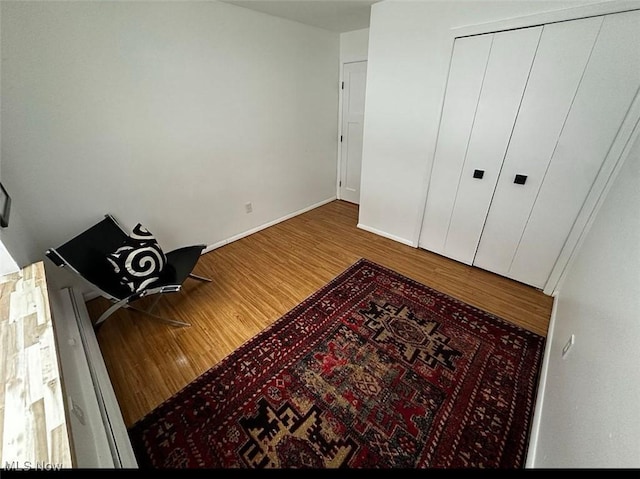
[245,202,253,214]
[562,334,575,359]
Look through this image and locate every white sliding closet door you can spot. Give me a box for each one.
[473,16,603,279]
[442,26,541,265]
[508,9,640,287]
[419,35,493,254]
[419,8,640,289]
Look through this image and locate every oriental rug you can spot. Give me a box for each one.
[128,258,545,469]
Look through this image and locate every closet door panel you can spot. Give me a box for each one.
[443,26,542,264]
[419,35,493,254]
[509,9,640,288]
[473,16,603,278]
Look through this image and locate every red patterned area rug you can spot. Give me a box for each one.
[128,259,545,469]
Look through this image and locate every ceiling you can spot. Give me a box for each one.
[220,1,382,33]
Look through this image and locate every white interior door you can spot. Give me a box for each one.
[339,61,367,204]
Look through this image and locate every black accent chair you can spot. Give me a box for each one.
[45,214,211,329]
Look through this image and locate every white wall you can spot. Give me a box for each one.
[530,133,640,468]
[340,28,369,64]
[1,1,339,272]
[359,0,595,245]
[0,240,19,276]
[0,207,37,272]
[0,4,33,274]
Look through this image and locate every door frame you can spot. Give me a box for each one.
[415,0,640,296]
[337,59,367,202]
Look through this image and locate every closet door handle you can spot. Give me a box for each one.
[473,169,485,179]
[514,174,527,185]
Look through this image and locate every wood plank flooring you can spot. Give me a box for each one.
[89,200,553,428]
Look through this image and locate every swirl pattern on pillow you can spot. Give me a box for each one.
[107,223,167,294]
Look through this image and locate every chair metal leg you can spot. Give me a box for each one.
[127,305,191,327]
[146,294,163,314]
[95,297,131,327]
[189,273,212,282]
[95,296,190,329]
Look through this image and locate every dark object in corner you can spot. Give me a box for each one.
[0,182,11,228]
[45,214,211,329]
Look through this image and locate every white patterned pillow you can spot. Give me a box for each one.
[107,223,167,294]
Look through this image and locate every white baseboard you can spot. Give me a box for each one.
[356,223,416,247]
[203,197,336,254]
[525,292,558,468]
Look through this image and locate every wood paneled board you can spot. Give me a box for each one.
[0,262,73,469]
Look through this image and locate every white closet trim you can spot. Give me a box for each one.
[545,95,640,295]
[451,0,640,38]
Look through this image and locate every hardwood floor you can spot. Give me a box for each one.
[89,200,553,428]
